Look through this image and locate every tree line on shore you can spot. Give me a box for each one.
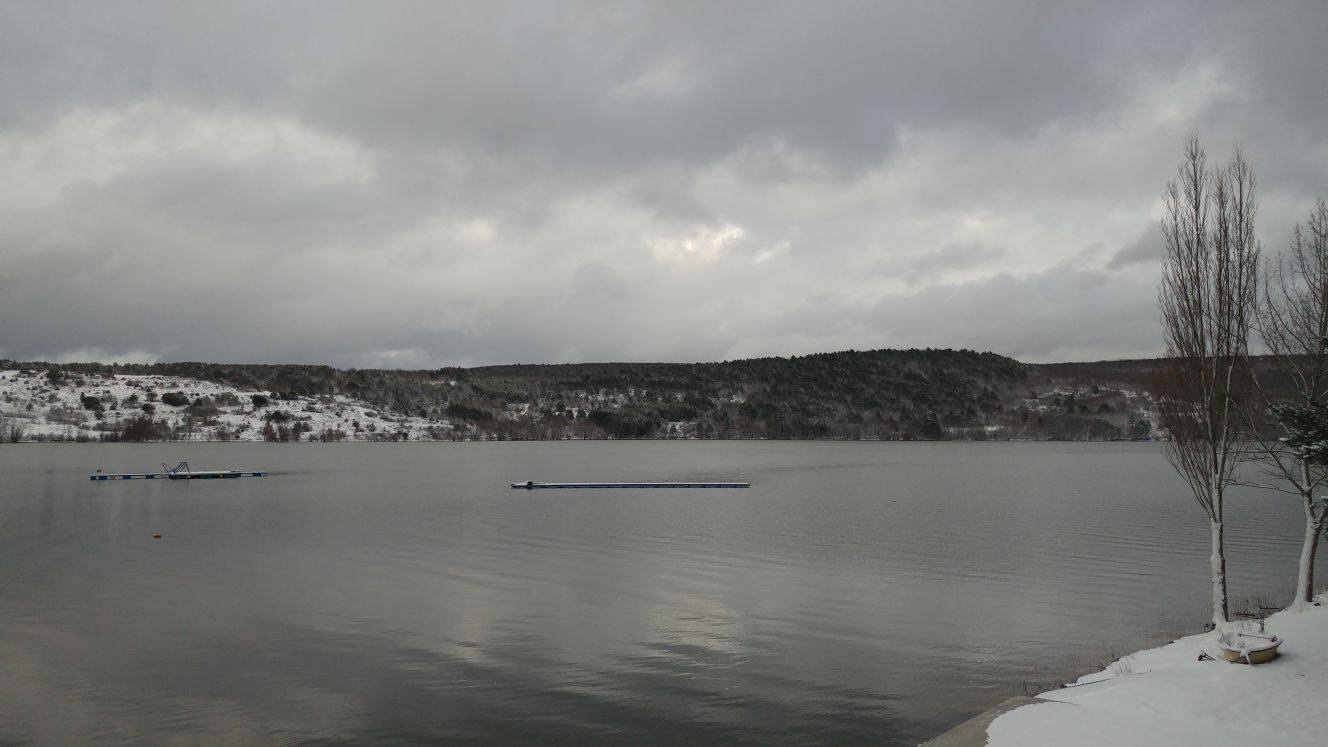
[3,348,1179,442]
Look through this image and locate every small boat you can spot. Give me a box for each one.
[1215,631,1282,664]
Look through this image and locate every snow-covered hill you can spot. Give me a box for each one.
[0,369,457,442]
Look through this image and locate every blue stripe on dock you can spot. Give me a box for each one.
[511,481,750,489]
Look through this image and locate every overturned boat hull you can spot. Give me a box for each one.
[1216,632,1282,664]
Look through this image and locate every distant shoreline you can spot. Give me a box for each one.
[2,352,1174,443]
[2,436,1163,444]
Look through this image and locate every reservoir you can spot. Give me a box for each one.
[1,442,1319,744]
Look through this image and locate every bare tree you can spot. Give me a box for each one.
[1252,198,1328,609]
[1157,134,1260,628]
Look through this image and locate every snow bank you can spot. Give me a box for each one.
[987,598,1328,746]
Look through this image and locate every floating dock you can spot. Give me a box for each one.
[91,471,267,481]
[510,481,750,489]
[90,461,267,481]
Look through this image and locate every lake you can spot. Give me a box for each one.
[1,442,1321,744]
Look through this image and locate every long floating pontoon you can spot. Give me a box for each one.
[511,480,750,489]
[90,461,267,481]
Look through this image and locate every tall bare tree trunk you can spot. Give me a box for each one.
[1294,504,1320,607]
[1289,458,1323,609]
[1210,518,1228,623]
[1157,134,1258,629]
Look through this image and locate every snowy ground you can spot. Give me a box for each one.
[986,597,1328,746]
[0,369,457,441]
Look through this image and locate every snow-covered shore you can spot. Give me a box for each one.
[985,597,1328,746]
[0,369,452,441]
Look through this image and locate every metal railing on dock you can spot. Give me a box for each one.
[90,461,267,481]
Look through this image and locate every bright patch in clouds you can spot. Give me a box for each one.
[649,224,746,264]
[51,348,162,365]
[0,100,374,212]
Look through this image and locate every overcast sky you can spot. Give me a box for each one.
[1,1,1325,368]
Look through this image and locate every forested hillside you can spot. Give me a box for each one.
[1,349,1177,441]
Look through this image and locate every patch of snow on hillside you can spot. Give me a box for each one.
[0,369,458,441]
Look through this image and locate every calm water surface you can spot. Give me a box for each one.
[1,442,1322,744]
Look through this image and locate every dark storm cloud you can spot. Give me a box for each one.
[1,1,1326,366]
[0,3,1137,166]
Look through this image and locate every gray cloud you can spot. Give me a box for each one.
[1107,229,1163,270]
[869,242,1007,285]
[1,1,1326,367]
